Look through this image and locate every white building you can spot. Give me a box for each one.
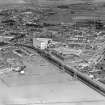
[0,35,14,42]
[33,38,52,49]
[0,65,12,74]
[53,47,82,56]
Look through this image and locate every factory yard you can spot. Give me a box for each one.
[0,54,105,105]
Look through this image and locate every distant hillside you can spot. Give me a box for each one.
[25,0,93,7]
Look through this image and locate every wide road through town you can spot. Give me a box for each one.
[0,50,105,105]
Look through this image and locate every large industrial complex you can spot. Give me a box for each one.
[1,0,105,105]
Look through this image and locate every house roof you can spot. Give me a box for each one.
[34,38,52,43]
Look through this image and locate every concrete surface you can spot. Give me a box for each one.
[0,55,105,105]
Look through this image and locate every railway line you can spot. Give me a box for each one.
[0,43,105,104]
[38,49,105,96]
[15,44,105,97]
[4,43,105,96]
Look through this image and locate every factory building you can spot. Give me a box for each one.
[33,38,52,49]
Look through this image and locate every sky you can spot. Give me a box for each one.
[0,0,104,4]
[0,0,25,4]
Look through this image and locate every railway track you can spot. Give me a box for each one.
[14,44,105,96]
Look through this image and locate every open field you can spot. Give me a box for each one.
[0,54,105,105]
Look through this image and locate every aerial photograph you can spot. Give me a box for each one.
[1,0,105,105]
